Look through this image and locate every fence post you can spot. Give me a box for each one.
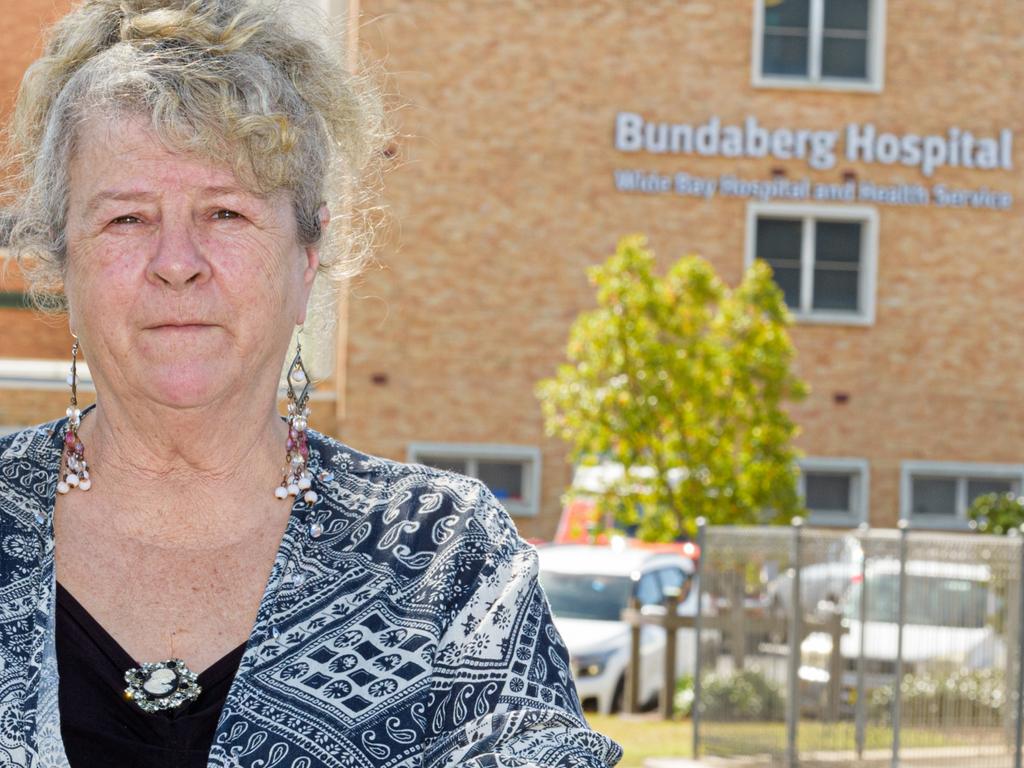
[892,520,909,768]
[1015,525,1024,768]
[826,609,843,722]
[855,522,870,760]
[786,517,803,768]
[626,595,642,714]
[693,518,707,760]
[661,586,681,720]
[730,570,746,669]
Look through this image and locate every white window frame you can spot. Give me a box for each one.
[744,202,879,326]
[0,359,94,392]
[752,0,887,93]
[407,442,541,517]
[900,460,1024,530]
[799,457,869,527]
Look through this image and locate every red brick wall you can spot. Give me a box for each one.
[1,0,75,364]
[348,0,1024,535]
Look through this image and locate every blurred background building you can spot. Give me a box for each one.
[2,0,1022,539]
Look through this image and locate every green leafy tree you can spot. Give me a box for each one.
[536,235,808,541]
[968,492,1024,535]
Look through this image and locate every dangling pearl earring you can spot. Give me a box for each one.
[58,337,91,494]
[275,328,316,504]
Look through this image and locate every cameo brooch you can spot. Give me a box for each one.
[123,659,201,713]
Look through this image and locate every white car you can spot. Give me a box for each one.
[765,535,863,621]
[799,558,1005,715]
[537,543,701,714]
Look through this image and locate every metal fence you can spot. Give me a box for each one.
[692,520,1024,768]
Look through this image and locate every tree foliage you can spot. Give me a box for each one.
[536,235,808,541]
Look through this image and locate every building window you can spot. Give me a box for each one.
[408,443,541,517]
[745,203,878,325]
[799,458,868,526]
[901,461,1024,529]
[753,0,886,92]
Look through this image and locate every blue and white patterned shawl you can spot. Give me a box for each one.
[0,417,622,767]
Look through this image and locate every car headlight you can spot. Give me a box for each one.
[572,650,616,678]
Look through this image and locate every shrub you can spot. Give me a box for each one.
[678,668,785,721]
[674,674,695,716]
[869,667,1005,727]
[967,492,1024,535]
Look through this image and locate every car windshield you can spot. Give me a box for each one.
[539,572,633,622]
[844,574,989,628]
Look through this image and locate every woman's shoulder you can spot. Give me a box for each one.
[0,419,64,465]
[0,420,62,545]
[307,427,498,500]
[306,429,523,554]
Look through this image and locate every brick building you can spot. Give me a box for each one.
[3,1,1023,538]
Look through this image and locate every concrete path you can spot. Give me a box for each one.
[643,743,1019,768]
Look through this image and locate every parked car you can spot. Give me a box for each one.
[537,542,703,714]
[764,535,864,628]
[799,558,1005,716]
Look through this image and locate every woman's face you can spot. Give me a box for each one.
[64,116,319,411]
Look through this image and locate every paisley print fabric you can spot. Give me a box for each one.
[0,418,622,767]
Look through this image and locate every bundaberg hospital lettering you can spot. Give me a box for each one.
[615,113,1014,177]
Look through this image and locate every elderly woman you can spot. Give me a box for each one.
[0,1,622,766]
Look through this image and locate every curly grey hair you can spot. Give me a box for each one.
[4,0,385,312]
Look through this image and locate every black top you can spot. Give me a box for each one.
[55,582,247,768]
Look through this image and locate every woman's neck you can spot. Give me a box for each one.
[71,394,291,541]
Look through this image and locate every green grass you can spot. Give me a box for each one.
[585,715,1001,768]
[586,714,690,768]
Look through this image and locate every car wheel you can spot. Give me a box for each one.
[640,691,660,713]
[610,675,625,714]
